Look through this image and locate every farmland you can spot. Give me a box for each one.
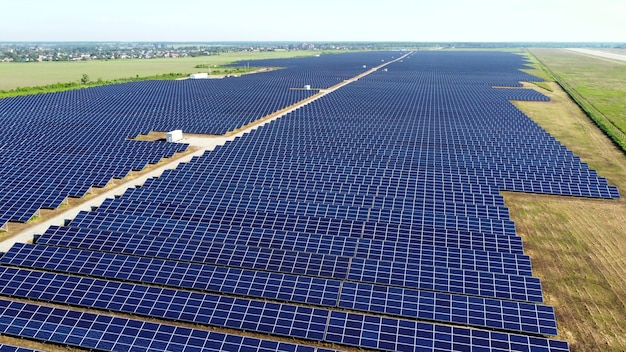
[529,48,626,150]
[0,50,330,91]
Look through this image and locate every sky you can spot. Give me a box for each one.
[0,0,624,42]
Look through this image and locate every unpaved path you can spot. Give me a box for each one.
[566,48,626,63]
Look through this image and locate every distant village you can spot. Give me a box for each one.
[0,42,349,63]
[1,41,623,63]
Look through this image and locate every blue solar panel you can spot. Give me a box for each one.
[63,210,525,254]
[1,243,342,307]
[0,51,404,229]
[31,224,534,277]
[0,267,566,348]
[0,345,37,352]
[32,225,540,301]
[0,243,554,335]
[0,298,321,352]
[337,282,556,335]
[325,311,569,352]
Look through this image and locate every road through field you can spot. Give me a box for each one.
[566,48,626,62]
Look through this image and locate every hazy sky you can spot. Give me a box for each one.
[1,0,624,42]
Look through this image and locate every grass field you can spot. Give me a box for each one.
[529,48,626,136]
[0,51,332,91]
[509,77,626,351]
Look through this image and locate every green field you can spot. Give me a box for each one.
[0,51,334,91]
[529,49,626,144]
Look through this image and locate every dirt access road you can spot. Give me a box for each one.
[566,48,626,62]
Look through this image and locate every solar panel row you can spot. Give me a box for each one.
[33,225,543,303]
[94,197,517,236]
[2,243,538,326]
[36,223,534,276]
[0,346,36,352]
[121,181,510,216]
[0,299,328,352]
[0,265,558,338]
[66,210,526,254]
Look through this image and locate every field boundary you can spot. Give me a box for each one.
[527,49,626,153]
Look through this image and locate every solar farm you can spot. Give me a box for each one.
[0,51,620,351]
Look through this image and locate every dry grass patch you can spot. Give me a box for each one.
[507,82,626,352]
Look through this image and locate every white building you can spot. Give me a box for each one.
[190,73,209,79]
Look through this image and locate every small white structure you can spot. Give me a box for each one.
[304,85,311,90]
[166,130,183,143]
[362,65,367,69]
[383,68,388,72]
[190,73,209,79]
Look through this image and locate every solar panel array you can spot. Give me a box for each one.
[0,50,610,351]
[0,52,397,230]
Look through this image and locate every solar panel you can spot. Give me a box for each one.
[0,268,566,349]
[325,311,569,352]
[63,211,526,254]
[0,298,323,352]
[2,243,342,307]
[0,345,38,352]
[36,223,533,276]
[0,244,555,335]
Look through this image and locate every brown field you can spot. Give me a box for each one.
[509,81,626,352]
